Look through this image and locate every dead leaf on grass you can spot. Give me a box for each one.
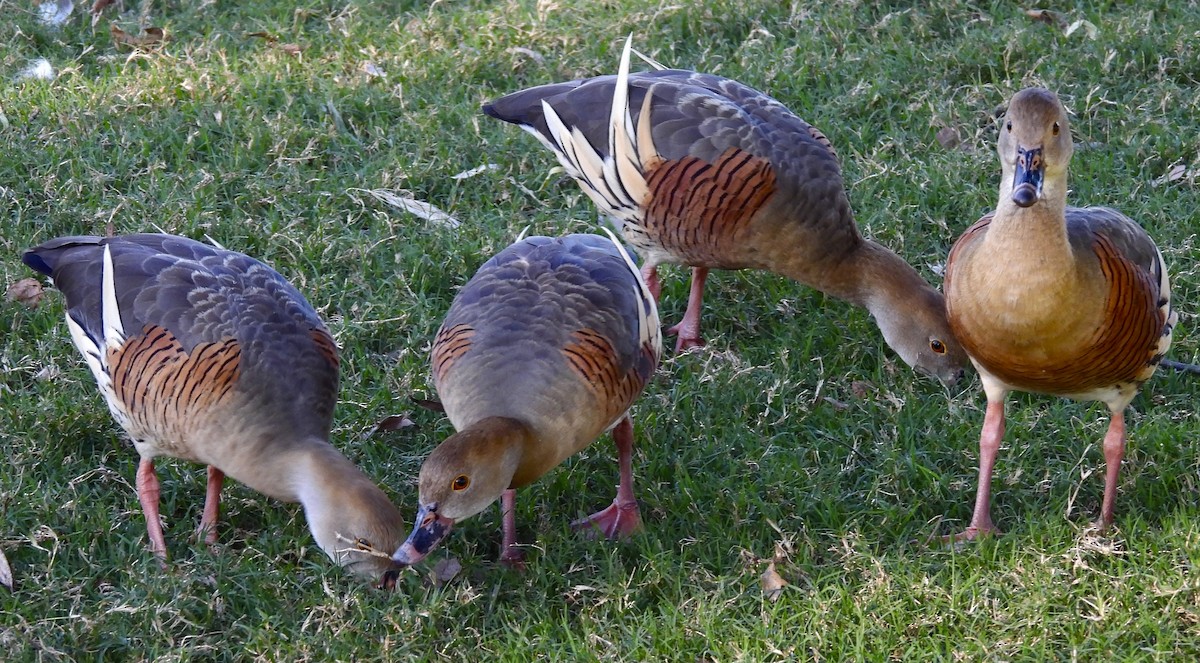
[90,0,114,26]
[935,126,962,150]
[451,164,499,180]
[1152,163,1190,188]
[110,24,169,48]
[850,380,873,399]
[432,556,462,587]
[506,46,546,65]
[761,560,787,601]
[6,278,45,308]
[361,414,416,440]
[356,189,460,228]
[246,32,305,57]
[1024,8,1066,29]
[362,62,386,79]
[275,43,304,57]
[1065,19,1098,39]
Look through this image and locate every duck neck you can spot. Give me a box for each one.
[288,440,404,564]
[811,239,937,312]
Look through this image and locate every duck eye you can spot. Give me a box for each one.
[451,475,470,491]
[930,339,947,354]
[1052,121,1060,135]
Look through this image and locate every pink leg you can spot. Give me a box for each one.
[947,398,1005,542]
[1098,411,1127,531]
[498,488,526,570]
[666,267,708,353]
[640,264,661,302]
[571,416,643,539]
[197,466,224,546]
[136,458,168,560]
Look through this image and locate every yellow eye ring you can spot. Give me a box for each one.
[451,475,470,491]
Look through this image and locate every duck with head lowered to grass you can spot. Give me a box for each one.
[482,38,967,388]
[391,231,661,568]
[24,233,407,586]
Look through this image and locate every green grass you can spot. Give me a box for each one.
[3,0,1200,659]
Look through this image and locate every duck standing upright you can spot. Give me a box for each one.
[24,234,406,585]
[943,88,1175,539]
[483,38,966,387]
[391,232,661,568]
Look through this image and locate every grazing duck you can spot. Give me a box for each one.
[943,88,1175,539]
[483,38,966,387]
[23,234,406,586]
[391,232,661,568]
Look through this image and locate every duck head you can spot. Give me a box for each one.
[392,417,527,566]
[998,88,1073,209]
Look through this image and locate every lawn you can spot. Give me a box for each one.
[2,0,1199,659]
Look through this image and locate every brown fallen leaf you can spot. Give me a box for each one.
[432,556,462,587]
[245,32,305,57]
[850,380,873,399]
[761,560,787,601]
[110,24,169,48]
[935,126,961,150]
[275,43,304,57]
[1024,8,1066,29]
[6,278,45,308]
[361,414,416,440]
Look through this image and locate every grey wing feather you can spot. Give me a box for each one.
[484,69,840,176]
[448,234,649,375]
[24,234,327,354]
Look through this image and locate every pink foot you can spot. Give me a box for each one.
[665,266,708,354]
[571,500,642,539]
[135,458,169,565]
[940,522,1001,545]
[499,547,527,571]
[666,322,706,353]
